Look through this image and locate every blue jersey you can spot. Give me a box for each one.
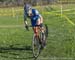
[30,9,41,27]
[30,9,41,20]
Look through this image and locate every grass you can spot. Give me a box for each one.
[0,4,75,60]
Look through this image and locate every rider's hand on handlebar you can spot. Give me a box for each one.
[25,25,29,31]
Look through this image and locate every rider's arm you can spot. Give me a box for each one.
[24,6,29,31]
[24,13,28,26]
[24,5,28,25]
[24,15,29,31]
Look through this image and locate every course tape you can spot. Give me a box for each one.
[63,15,75,26]
[0,8,75,26]
[0,8,75,16]
[42,12,75,26]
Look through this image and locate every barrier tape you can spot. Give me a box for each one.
[0,8,75,16]
[0,8,75,26]
[63,15,75,26]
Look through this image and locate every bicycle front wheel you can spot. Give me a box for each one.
[32,35,41,58]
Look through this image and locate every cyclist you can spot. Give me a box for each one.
[24,3,45,48]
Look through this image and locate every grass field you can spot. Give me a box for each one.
[0,4,75,60]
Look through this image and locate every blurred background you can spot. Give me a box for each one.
[0,0,75,7]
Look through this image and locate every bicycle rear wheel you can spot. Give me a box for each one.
[40,24,48,48]
[32,35,41,58]
[44,24,48,38]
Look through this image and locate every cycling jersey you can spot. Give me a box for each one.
[30,9,41,27]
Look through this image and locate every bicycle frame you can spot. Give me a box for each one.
[27,24,48,58]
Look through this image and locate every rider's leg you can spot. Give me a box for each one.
[37,16,46,47]
[33,27,39,37]
[35,17,45,47]
[38,16,44,32]
[37,16,45,39]
[33,27,41,44]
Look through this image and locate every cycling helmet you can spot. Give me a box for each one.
[24,3,32,15]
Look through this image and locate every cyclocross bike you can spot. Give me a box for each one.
[32,24,48,58]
